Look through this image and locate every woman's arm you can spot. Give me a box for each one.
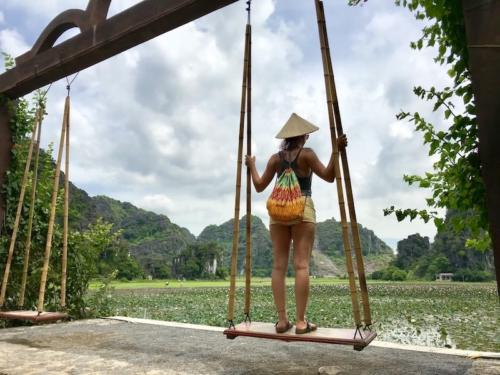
[306,134,348,183]
[306,149,336,182]
[245,154,279,193]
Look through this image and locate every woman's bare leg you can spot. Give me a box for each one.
[270,224,292,328]
[291,222,316,330]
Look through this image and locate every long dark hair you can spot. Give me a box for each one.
[280,135,306,151]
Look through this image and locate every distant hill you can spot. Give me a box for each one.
[198,215,394,277]
[198,215,273,276]
[69,180,393,277]
[313,218,394,276]
[388,211,495,281]
[316,218,394,257]
[69,182,195,276]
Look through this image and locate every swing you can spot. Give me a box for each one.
[223,0,376,351]
[0,77,76,323]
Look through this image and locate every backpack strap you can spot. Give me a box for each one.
[291,147,303,163]
[280,147,303,166]
[278,151,291,168]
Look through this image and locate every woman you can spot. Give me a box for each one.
[245,113,347,334]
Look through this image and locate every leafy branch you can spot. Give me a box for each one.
[349,0,490,249]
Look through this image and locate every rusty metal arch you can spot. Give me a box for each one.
[0,0,237,98]
[16,0,111,65]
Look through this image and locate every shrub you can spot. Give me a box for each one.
[452,269,493,282]
[370,266,407,281]
[216,266,229,280]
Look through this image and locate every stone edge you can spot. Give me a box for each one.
[106,316,500,359]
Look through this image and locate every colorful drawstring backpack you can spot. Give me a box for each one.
[267,162,306,221]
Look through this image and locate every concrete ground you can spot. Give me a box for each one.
[0,317,498,375]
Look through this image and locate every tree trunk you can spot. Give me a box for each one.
[0,102,12,235]
[462,0,500,296]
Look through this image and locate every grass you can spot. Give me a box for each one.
[89,277,492,290]
[91,278,499,352]
[89,277,351,290]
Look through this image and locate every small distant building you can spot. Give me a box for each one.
[436,273,453,281]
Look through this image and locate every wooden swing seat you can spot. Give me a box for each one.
[223,322,376,351]
[0,310,68,323]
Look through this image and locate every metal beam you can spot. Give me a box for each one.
[0,0,238,99]
[462,0,500,295]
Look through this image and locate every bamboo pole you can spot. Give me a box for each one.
[37,95,69,313]
[318,0,372,326]
[227,23,250,323]
[19,104,44,307]
[244,24,252,317]
[60,95,70,308]
[314,0,361,327]
[0,108,40,307]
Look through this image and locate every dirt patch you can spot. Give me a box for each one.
[3,338,49,349]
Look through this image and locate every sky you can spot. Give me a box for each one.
[0,1,453,249]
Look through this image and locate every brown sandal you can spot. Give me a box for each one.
[275,321,293,334]
[295,321,317,334]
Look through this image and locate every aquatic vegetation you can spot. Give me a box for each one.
[104,282,498,352]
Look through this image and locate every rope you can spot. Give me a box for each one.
[0,80,63,310]
[244,23,252,317]
[38,74,76,312]
[246,1,251,25]
[40,83,53,101]
[227,4,252,326]
[60,86,71,308]
[59,75,77,308]
[317,0,372,326]
[19,103,45,307]
[65,72,80,92]
[0,107,41,308]
[314,0,362,327]
[18,89,52,307]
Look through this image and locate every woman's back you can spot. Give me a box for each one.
[277,147,313,196]
[276,147,313,178]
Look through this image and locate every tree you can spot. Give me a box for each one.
[432,210,493,274]
[427,255,452,278]
[0,91,99,320]
[349,2,489,248]
[173,242,225,280]
[392,211,494,280]
[371,265,407,281]
[0,55,131,321]
[395,233,431,269]
[386,2,488,249]
[82,218,144,280]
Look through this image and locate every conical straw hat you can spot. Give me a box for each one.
[275,113,319,139]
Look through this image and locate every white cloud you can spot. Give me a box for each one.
[0,1,452,242]
[1,0,88,19]
[135,194,174,215]
[0,28,29,59]
[389,121,413,140]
